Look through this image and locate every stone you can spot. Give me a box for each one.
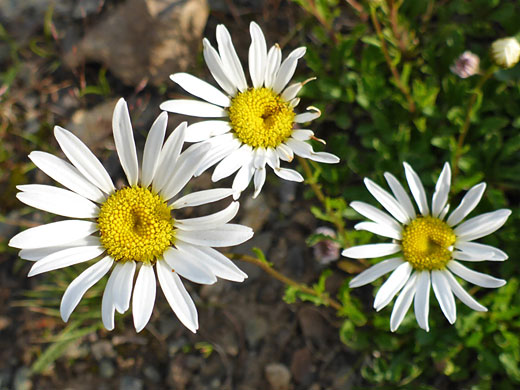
[244,315,269,349]
[265,363,291,390]
[66,99,117,149]
[119,376,143,390]
[99,359,115,379]
[13,367,32,390]
[91,340,116,360]
[290,348,313,385]
[143,365,161,383]
[64,0,209,86]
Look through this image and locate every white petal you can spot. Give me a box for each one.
[185,120,232,143]
[414,271,431,331]
[384,172,416,219]
[294,107,321,123]
[132,264,156,333]
[176,242,247,282]
[431,162,451,218]
[272,47,306,94]
[17,185,99,219]
[160,143,212,201]
[290,129,313,141]
[212,145,252,182]
[29,151,105,203]
[194,135,241,176]
[112,260,136,314]
[60,256,113,322]
[264,44,282,88]
[373,262,412,311]
[248,22,267,88]
[349,201,402,233]
[364,178,410,224]
[454,209,511,241]
[170,73,230,107]
[152,122,186,193]
[253,167,266,198]
[272,167,303,182]
[175,224,253,247]
[443,270,487,311]
[390,272,418,332]
[202,38,236,96]
[156,260,198,333]
[439,203,450,220]
[54,126,115,194]
[307,151,340,164]
[253,147,267,169]
[289,97,300,108]
[141,112,168,188]
[19,236,101,261]
[403,162,429,215]
[348,257,404,288]
[287,47,307,60]
[265,147,280,169]
[276,143,294,162]
[454,241,508,261]
[171,188,234,209]
[354,222,401,240]
[447,183,486,226]
[343,243,401,259]
[272,56,297,94]
[175,202,239,231]
[163,247,217,285]
[216,24,248,92]
[160,99,227,118]
[281,82,303,102]
[112,98,139,186]
[9,220,98,249]
[101,264,122,330]
[447,260,506,288]
[431,270,456,324]
[28,245,105,277]
[232,159,255,195]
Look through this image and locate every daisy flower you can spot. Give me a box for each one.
[9,98,252,333]
[342,162,511,332]
[160,22,339,198]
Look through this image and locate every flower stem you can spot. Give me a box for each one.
[228,253,342,311]
[451,67,496,186]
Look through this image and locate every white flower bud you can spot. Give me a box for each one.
[491,37,520,68]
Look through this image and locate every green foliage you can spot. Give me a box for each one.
[293,0,520,387]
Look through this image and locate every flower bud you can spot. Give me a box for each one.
[450,51,480,78]
[312,227,340,264]
[491,37,520,68]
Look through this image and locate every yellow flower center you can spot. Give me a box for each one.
[98,186,175,264]
[228,87,295,148]
[401,216,456,271]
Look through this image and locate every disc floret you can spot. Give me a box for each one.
[228,87,295,148]
[401,216,456,271]
[98,186,174,264]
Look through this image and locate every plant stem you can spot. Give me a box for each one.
[451,67,495,186]
[228,253,342,311]
[370,6,416,113]
[298,157,346,241]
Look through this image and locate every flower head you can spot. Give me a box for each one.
[491,37,520,68]
[9,98,253,333]
[312,227,340,264]
[343,162,510,332]
[160,22,339,199]
[450,51,480,78]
